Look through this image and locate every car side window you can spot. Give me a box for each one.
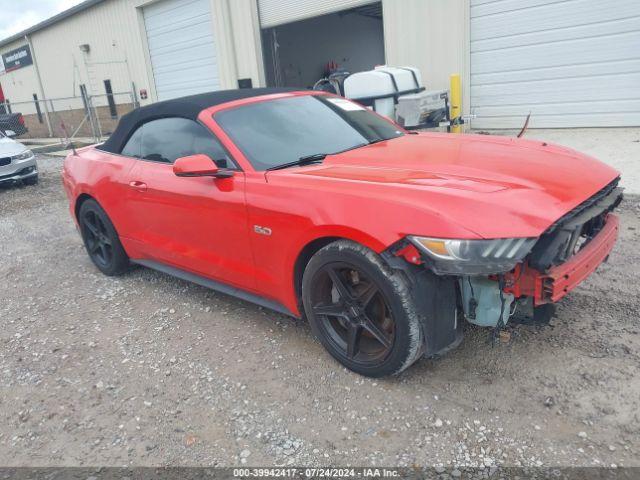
[139,117,232,167]
[121,126,143,158]
[192,125,232,168]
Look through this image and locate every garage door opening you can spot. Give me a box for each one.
[261,2,384,89]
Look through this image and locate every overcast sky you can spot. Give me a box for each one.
[0,0,85,41]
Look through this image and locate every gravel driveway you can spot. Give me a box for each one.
[1,156,638,469]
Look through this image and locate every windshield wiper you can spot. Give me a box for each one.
[266,153,327,171]
[265,142,375,172]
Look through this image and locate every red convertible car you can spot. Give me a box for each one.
[62,88,622,377]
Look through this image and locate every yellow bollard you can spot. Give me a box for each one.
[449,73,462,134]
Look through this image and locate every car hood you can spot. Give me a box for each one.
[288,132,620,238]
[0,136,27,157]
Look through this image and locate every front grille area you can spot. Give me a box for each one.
[0,157,11,167]
[0,166,35,181]
[529,178,623,271]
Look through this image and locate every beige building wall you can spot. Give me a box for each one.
[0,38,42,113]
[29,0,150,105]
[0,0,266,137]
[382,0,470,115]
[1,0,482,132]
[1,0,266,105]
[227,0,266,87]
[3,0,474,118]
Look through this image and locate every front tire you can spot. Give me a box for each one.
[78,199,130,276]
[302,240,423,377]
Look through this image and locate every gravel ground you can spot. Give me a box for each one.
[0,155,639,469]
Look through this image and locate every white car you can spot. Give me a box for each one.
[0,130,38,186]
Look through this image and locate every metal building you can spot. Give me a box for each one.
[0,0,638,138]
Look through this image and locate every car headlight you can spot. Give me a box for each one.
[408,236,537,275]
[13,150,34,161]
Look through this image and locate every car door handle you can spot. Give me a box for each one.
[129,181,147,192]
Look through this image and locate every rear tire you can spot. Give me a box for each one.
[78,199,130,276]
[302,240,423,377]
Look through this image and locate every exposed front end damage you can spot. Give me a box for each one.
[505,178,622,312]
[504,214,619,305]
[386,179,623,355]
[459,276,513,328]
[459,208,620,329]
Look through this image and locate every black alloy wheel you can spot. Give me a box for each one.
[302,240,423,377]
[78,199,130,276]
[82,210,113,268]
[311,263,395,365]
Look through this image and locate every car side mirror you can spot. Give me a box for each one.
[173,154,233,178]
[4,129,16,137]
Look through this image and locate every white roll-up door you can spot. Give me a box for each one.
[143,0,220,101]
[259,0,377,28]
[470,0,640,128]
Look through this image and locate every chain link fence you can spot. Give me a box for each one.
[0,89,138,143]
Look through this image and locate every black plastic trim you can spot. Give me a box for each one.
[414,270,461,357]
[132,259,297,318]
[175,169,234,179]
[396,67,421,90]
[381,244,462,356]
[529,178,623,271]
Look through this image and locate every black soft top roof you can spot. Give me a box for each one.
[99,88,295,154]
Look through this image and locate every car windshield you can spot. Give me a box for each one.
[214,95,404,171]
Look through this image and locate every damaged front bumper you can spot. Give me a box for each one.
[457,212,620,328]
[504,213,619,305]
[387,181,622,353]
[388,216,620,351]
